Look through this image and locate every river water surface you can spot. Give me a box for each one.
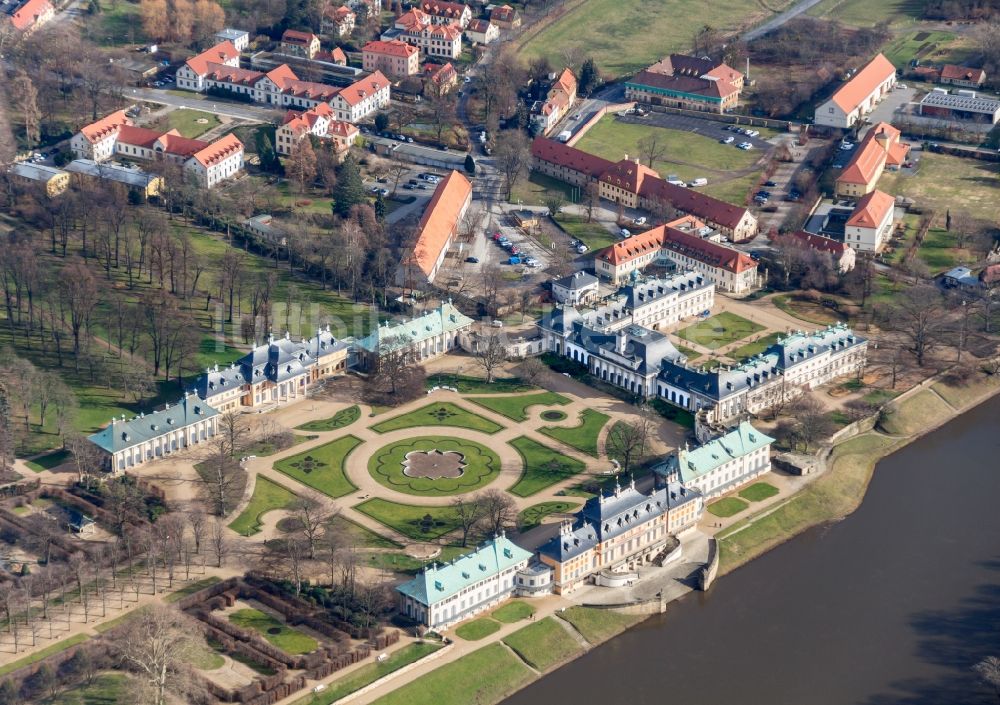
[504,394,1000,705]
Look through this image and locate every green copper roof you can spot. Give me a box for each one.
[396,535,532,606]
[675,421,774,483]
[358,301,473,353]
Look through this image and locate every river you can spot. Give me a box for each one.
[504,394,1000,705]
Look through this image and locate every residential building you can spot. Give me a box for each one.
[940,64,986,88]
[835,122,909,197]
[489,4,520,28]
[593,216,759,293]
[70,109,129,162]
[214,28,250,52]
[176,40,242,92]
[321,4,355,36]
[64,160,164,199]
[317,47,348,65]
[551,271,599,306]
[423,62,458,95]
[397,170,472,285]
[538,479,700,594]
[356,301,474,369]
[9,162,70,197]
[532,68,577,135]
[531,138,757,241]
[625,54,744,113]
[393,8,463,59]
[397,535,532,629]
[279,29,322,60]
[192,328,351,413]
[844,189,895,252]
[4,0,54,33]
[243,214,286,247]
[275,103,359,156]
[465,19,498,45]
[656,323,867,423]
[184,133,245,188]
[786,231,857,272]
[654,421,774,499]
[88,393,220,473]
[329,71,391,122]
[419,0,472,27]
[918,90,1000,124]
[813,53,897,129]
[941,266,981,290]
[362,39,420,77]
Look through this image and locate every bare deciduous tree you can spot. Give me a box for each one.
[473,329,507,384]
[476,489,517,537]
[451,495,485,547]
[605,409,653,475]
[116,606,205,705]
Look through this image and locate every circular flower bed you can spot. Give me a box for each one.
[368,436,502,496]
[540,410,568,422]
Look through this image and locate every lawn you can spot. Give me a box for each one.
[0,633,88,677]
[493,601,536,623]
[161,109,221,139]
[365,545,468,574]
[455,617,502,641]
[518,0,778,78]
[916,227,971,273]
[539,409,610,458]
[879,151,1000,223]
[727,332,783,360]
[330,515,402,549]
[878,389,952,436]
[42,672,129,705]
[468,391,571,421]
[354,498,463,541]
[707,497,749,517]
[369,642,533,705]
[558,606,643,645]
[503,617,583,672]
[368,436,502,496]
[165,576,222,603]
[676,311,765,350]
[806,0,927,25]
[739,482,780,503]
[85,0,147,47]
[188,641,226,670]
[882,30,956,68]
[293,642,443,705]
[295,405,361,431]
[273,434,363,498]
[227,476,298,536]
[508,171,577,207]
[554,214,617,251]
[426,373,536,394]
[370,402,505,435]
[509,436,588,496]
[576,117,764,178]
[229,608,318,655]
[770,294,842,326]
[24,448,71,472]
[517,501,580,531]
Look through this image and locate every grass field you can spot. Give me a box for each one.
[165,576,222,603]
[770,294,842,326]
[554,214,617,251]
[806,0,925,25]
[370,402,505,435]
[915,227,976,273]
[727,332,783,360]
[294,642,443,705]
[503,617,583,671]
[517,500,580,530]
[368,436,502,496]
[519,0,777,78]
[707,497,749,517]
[227,476,298,536]
[189,641,226,670]
[42,672,129,705]
[509,436,588,497]
[539,408,610,457]
[365,545,468,574]
[160,109,222,139]
[354,498,463,540]
[677,312,765,350]
[455,617,502,641]
[557,607,643,644]
[882,30,956,67]
[0,633,88,677]
[879,152,1000,223]
[739,482,780,502]
[25,448,71,472]
[878,389,952,436]
[426,373,536,394]
[230,608,318,654]
[370,642,533,705]
[509,171,577,207]
[295,405,361,432]
[330,515,402,549]
[468,391,571,421]
[493,601,536,623]
[273,434,362,498]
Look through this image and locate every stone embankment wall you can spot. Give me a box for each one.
[699,538,719,591]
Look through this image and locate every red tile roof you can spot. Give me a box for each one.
[638,177,751,231]
[281,29,319,46]
[600,159,658,193]
[396,8,431,30]
[79,109,129,143]
[207,62,264,85]
[284,79,341,101]
[186,41,240,77]
[829,53,896,114]
[419,0,468,19]
[490,4,516,21]
[596,217,756,273]
[837,122,907,186]
[337,71,389,106]
[9,0,52,31]
[629,69,739,99]
[116,125,167,150]
[846,189,894,228]
[940,64,985,83]
[191,133,244,168]
[531,137,613,178]
[156,131,213,158]
[325,5,354,21]
[424,62,457,85]
[316,48,348,64]
[787,231,851,254]
[412,170,472,277]
[364,39,419,58]
[466,19,492,33]
[428,23,462,39]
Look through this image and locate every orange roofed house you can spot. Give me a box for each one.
[940,64,986,88]
[814,53,897,129]
[532,68,577,135]
[393,8,463,59]
[275,103,359,157]
[5,0,54,33]
[594,215,759,293]
[321,4,355,37]
[835,122,908,197]
[844,189,895,252]
[396,170,472,286]
[419,0,472,28]
[363,39,420,77]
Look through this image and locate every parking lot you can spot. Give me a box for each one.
[615,112,776,151]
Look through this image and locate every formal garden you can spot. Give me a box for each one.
[367,437,502,496]
[274,435,363,498]
[676,312,766,351]
[370,402,504,434]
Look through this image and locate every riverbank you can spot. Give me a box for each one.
[717,372,1000,575]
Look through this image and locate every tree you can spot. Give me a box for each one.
[464,153,476,175]
[494,131,531,202]
[519,356,545,387]
[885,284,948,367]
[285,138,318,195]
[374,112,390,132]
[477,489,517,537]
[974,656,1000,702]
[201,413,249,516]
[12,72,40,148]
[116,606,204,705]
[373,192,386,222]
[289,498,334,559]
[367,333,425,404]
[209,518,228,567]
[451,494,484,547]
[332,155,365,217]
[473,330,507,383]
[139,0,170,42]
[578,58,600,96]
[605,410,653,475]
[636,133,666,168]
[788,394,834,451]
[191,0,225,44]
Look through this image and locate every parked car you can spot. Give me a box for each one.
[840,142,853,151]
[746,129,760,138]
[575,244,588,254]
[764,180,777,187]
[465,256,480,263]
[509,246,521,255]
[721,136,735,144]
[463,75,472,83]
[571,113,581,120]
[619,228,631,237]
[632,216,647,225]
[508,256,521,265]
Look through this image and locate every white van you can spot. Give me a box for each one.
[688,178,708,187]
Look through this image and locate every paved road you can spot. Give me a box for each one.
[741,0,827,42]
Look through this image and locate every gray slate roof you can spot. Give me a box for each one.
[88,394,219,454]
